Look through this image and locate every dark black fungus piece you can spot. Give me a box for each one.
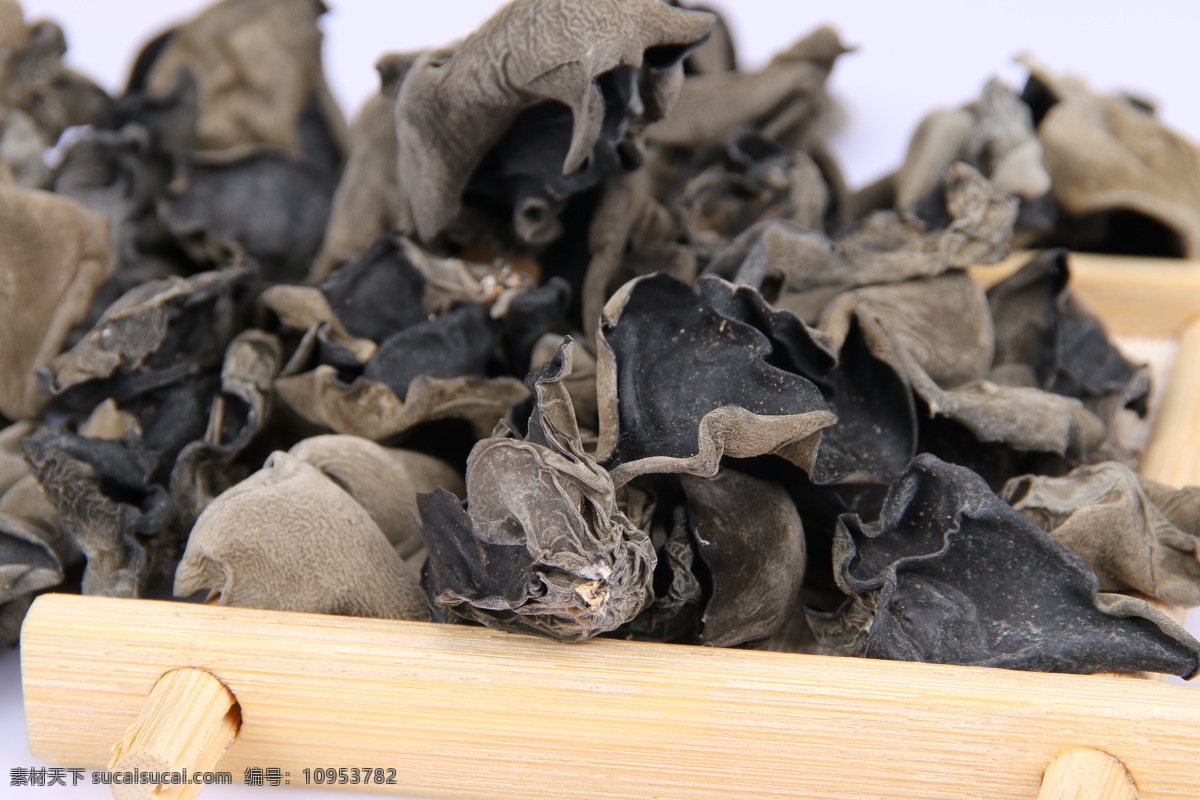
[616,501,704,643]
[811,454,1200,677]
[987,249,1149,417]
[158,154,335,284]
[363,305,499,399]
[316,235,428,342]
[679,468,805,646]
[701,278,917,485]
[595,273,835,484]
[420,340,655,641]
[170,330,284,529]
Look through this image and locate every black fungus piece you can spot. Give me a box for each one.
[812,454,1200,677]
[316,235,428,342]
[461,65,645,249]
[0,422,78,646]
[0,486,69,646]
[419,340,656,641]
[159,154,335,284]
[677,133,836,256]
[616,500,705,643]
[701,278,917,486]
[170,330,284,530]
[129,0,348,169]
[595,273,835,484]
[987,249,1149,416]
[363,305,499,398]
[393,0,713,244]
[678,469,805,646]
[498,278,572,376]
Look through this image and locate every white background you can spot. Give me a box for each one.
[4,1,1200,798]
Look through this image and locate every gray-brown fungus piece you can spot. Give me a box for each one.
[139,0,347,164]
[0,477,71,604]
[1020,56,1200,258]
[419,340,655,642]
[670,1,737,76]
[0,421,75,645]
[677,133,834,256]
[41,265,247,401]
[594,274,836,486]
[810,454,1200,677]
[819,271,995,391]
[0,1,110,188]
[1003,462,1200,607]
[645,26,848,151]
[529,333,598,432]
[394,0,714,244]
[289,435,463,560]
[312,53,419,279]
[814,270,1106,470]
[704,164,1015,302]
[175,451,428,620]
[858,79,1053,245]
[275,369,529,442]
[0,184,115,420]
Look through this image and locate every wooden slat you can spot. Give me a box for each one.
[1141,319,1200,488]
[20,594,1200,800]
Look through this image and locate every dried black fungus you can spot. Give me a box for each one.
[420,341,655,641]
[0,0,1196,685]
[1019,57,1200,258]
[678,469,806,646]
[812,454,1200,677]
[987,249,1149,419]
[23,430,176,597]
[595,273,835,484]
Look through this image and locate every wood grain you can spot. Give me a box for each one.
[20,594,1200,800]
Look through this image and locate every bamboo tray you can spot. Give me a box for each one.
[20,252,1200,800]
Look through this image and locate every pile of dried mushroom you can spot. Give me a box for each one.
[2,0,1200,679]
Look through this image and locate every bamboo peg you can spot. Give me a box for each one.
[1038,749,1140,800]
[107,668,240,800]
